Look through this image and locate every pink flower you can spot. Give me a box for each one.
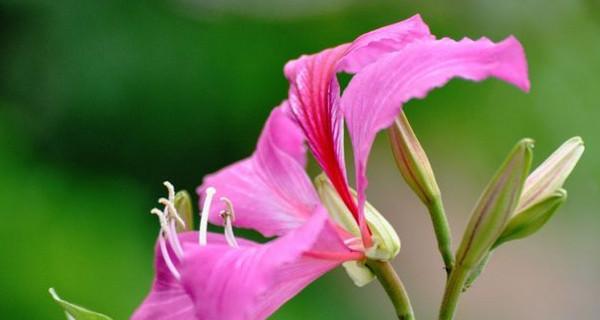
[284,14,530,247]
[135,14,531,319]
[133,108,361,320]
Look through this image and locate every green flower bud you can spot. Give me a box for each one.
[315,173,401,286]
[174,190,194,232]
[517,137,583,212]
[495,189,566,247]
[315,174,361,237]
[455,139,533,269]
[315,173,400,260]
[388,111,441,205]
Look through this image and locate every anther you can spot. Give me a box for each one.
[199,187,216,246]
[220,197,239,248]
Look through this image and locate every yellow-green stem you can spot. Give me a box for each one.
[438,266,470,320]
[367,260,415,320]
[428,197,455,275]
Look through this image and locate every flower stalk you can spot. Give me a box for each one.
[438,266,470,320]
[366,260,415,320]
[389,112,454,274]
[428,197,454,275]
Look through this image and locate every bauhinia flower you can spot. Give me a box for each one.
[135,14,533,320]
[283,14,530,255]
[198,105,398,288]
[134,108,372,320]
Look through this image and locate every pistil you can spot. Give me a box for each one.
[199,187,216,246]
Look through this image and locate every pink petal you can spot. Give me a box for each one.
[180,208,357,320]
[197,104,320,237]
[284,15,436,231]
[337,14,434,73]
[284,44,357,220]
[132,233,256,320]
[341,36,530,222]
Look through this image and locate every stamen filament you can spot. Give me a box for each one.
[151,208,183,260]
[168,220,185,259]
[158,233,181,280]
[199,187,216,246]
[223,218,239,248]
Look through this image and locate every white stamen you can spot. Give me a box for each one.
[151,208,169,233]
[169,220,185,259]
[151,208,183,260]
[164,181,176,202]
[158,232,181,280]
[159,197,186,229]
[220,197,239,248]
[199,187,216,246]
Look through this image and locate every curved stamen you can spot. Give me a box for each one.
[151,208,184,260]
[164,181,176,202]
[220,197,239,248]
[151,208,170,233]
[168,220,185,259]
[199,187,216,246]
[158,232,181,280]
[159,197,186,229]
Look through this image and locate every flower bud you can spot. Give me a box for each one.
[455,139,533,268]
[175,190,194,232]
[315,173,401,286]
[495,189,566,247]
[388,111,441,205]
[315,173,400,260]
[517,137,583,212]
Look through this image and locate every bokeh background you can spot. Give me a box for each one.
[1,0,599,319]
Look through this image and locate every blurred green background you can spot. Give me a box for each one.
[1,0,599,319]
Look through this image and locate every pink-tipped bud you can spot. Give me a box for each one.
[388,111,441,206]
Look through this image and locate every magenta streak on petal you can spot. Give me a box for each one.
[341,36,530,229]
[285,44,360,224]
[284,15,436,247]
[180,208,353,320]
[197,104,321,237]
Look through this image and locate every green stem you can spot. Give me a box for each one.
[428,197,455,275]
[438,265,470,320]
[367,260,415,320]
